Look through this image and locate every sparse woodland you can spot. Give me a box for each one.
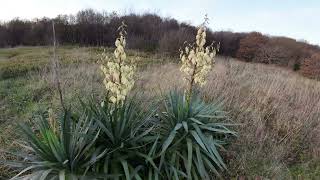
[0,9,320,78]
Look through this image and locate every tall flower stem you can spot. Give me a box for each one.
[51,21,65,111]
[187,63,197,105]
[100,22,135,104]
[180,15,218,106]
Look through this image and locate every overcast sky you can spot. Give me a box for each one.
[1,0,319,45]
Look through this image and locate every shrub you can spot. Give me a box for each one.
[252,37,310,69]
[253,43,290,65]
[3,109,105,179]
[300,53,320,79]
[158,91,236,179]
[86,97,159,178]
[293,63,300,71]
[236,32,268,62]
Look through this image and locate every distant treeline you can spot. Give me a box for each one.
[0,9,319,78]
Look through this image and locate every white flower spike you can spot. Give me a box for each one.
[100,22,135,104]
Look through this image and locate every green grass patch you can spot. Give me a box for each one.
[289,161,320,179]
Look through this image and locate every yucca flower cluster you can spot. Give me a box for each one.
[180,16,218,96]
[100,22,135,104]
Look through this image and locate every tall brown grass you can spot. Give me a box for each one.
[137,57,320,178]
[40,56,319,177]
[1,54,319,178]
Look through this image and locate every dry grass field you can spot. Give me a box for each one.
[139,60,320,178]
[0,47,319,179]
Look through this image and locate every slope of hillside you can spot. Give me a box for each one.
[139,59,320,178]
[0,47,319,178]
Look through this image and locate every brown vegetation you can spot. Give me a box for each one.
[0,45,319,178]
[49,56,320,178]
[158,28,194,56]
[253,37,310,68]
[300,53,320,79]
[139,59,320,178]
[1,10,319,69]
[1,9,320,78]
[236,32,268,61]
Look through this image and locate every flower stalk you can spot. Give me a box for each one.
[179,15,218,103]
[100,22,135,104]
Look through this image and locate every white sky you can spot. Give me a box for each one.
[0,0,319,45]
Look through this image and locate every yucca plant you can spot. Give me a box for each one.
[92,21,161,179]
[156,16,236,179]
[3,109,108,180]
[85,97,160,179]
[158,91,236,179]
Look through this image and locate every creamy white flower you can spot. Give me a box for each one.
[180,21,218,89]
[100,22,135,104]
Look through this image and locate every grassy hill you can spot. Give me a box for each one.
[0,46,319,179]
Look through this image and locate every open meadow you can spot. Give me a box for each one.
[0,46,319,179]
